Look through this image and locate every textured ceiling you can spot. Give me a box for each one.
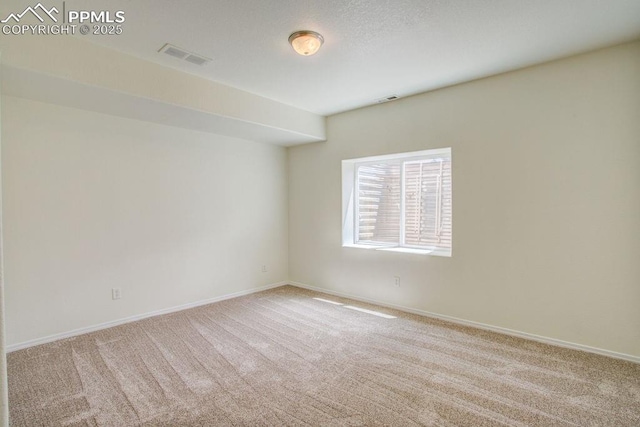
[9,0,640,115]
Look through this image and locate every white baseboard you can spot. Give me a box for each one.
[9,280,639,364]
[6,281,288,353]
[288,281,640,364]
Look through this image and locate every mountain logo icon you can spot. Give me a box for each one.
[1,3,59,23]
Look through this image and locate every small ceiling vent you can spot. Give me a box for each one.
[158,43,211,66]
[184,55,208,66]
[376,95,400,104]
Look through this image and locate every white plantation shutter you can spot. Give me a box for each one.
[356,162,401,244]
[403,158,452,250]
[352,148,452,255]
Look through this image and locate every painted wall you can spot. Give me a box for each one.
[1,96,289,347]
[0,62,9,427]
[288,41,640,358]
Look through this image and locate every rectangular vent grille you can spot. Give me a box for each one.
[184,55,208,66]
[377,95,400,104]
[158,43,211,66]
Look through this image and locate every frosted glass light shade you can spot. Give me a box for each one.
[288,31,324,56]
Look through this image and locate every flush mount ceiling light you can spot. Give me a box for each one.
[288,30,324,56]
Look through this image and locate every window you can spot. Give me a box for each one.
[342,148,452,256]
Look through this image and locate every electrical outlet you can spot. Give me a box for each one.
[394,276,401,287]
[261,265,268,273]
[112,288,122,300]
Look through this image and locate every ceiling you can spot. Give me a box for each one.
[75,0,640,116]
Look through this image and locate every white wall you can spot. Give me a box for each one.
[2,96,289,347]
[0,62,9,427]
[288,41,640,358]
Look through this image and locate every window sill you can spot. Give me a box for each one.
[342,244,451,257]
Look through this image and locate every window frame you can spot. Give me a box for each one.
[342,148,452,257]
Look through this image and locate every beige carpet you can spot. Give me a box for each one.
[7,285,640,426]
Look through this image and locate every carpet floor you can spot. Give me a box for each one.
[7,285,640,426]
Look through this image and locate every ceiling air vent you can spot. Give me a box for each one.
[158,43,211,66]
[184,55,209,66]
[377,95,400,103]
